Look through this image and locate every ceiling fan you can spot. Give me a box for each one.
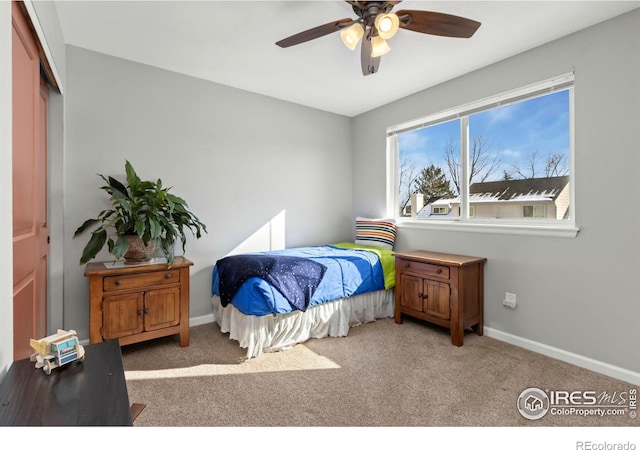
[275,1,481,76]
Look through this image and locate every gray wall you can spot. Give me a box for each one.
[31,0,66,87]
[352,10,640,374]
[63,46,353,340]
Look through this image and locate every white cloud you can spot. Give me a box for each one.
[502,148,521,158]
[485,105,515,124]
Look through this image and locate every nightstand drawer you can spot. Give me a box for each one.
[400,260,450,279]
[103,269,180,291]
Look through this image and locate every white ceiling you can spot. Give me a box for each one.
[53,0,640,117]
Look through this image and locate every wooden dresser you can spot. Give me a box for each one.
[84,256,193,347]
[393,250,486,346]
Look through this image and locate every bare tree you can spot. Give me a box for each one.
[544,152,569,177]
[471,135,502,183]
[443,138,461,195]
[398,158,418,213]
[511,150,569,179]
[443,135,502,193]
[511,150,539,179]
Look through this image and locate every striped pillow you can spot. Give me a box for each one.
[355,217,397,250]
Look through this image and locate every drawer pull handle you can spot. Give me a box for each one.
[138,310,151,316]
[115,280,121,286]
[404,263,410,269]
[436,269,443,274]
[165,274,172,279]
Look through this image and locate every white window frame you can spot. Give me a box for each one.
[432,206,447,215]
[386,73,578,238]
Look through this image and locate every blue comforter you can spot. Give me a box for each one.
[211,244,390,317]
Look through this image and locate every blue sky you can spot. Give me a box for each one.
[399,89,570,185]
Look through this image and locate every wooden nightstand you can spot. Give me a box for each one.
[84,256,193,347]
[394,250,486,346]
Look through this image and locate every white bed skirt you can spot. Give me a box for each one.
[211,289,395,358]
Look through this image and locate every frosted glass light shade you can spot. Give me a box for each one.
[371,36,391,57]
[375,13,399,40]
[340,23,364,50]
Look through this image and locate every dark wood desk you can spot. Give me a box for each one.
[0,339,133,426]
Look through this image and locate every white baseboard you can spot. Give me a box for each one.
[484,327,640,386]
[189,313,215,328]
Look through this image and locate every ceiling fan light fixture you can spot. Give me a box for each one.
[370,36,391,58]
[340,23,364,50]
[274,3,481,76]
[375,13,399,40]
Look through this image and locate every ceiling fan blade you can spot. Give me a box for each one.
[361,29,381,76]
[276,18,355,48]
[396,10,481,38]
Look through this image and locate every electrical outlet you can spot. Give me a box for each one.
[503,292,517,309]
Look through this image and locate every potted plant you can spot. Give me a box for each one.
[74,160,207,266]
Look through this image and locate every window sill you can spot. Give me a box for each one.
[398,218,579,238]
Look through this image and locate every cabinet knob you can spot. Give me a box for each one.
[436,269,443,274]
[165,274,172,279]
[404,262,410,269]
[115,280,121,286]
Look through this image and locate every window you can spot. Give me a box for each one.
[523,205,546,218]
[388,73,576,236]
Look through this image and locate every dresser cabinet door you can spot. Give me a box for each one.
[103,293,144,340]
[399,273,424,312]
[144,287,181,332]
[424,280,450,320]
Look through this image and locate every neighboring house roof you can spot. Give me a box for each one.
[416,198,454,218]
[463,176,569,204]
[414,176,569,218]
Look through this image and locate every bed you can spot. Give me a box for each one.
[211,228,397,358]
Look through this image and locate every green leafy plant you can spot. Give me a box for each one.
[74,160,207,265]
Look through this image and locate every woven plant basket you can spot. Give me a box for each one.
[123,235,156,262]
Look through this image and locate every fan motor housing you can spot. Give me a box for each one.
[350,1,396,26]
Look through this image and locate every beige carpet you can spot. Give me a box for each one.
[121,316,639,428]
